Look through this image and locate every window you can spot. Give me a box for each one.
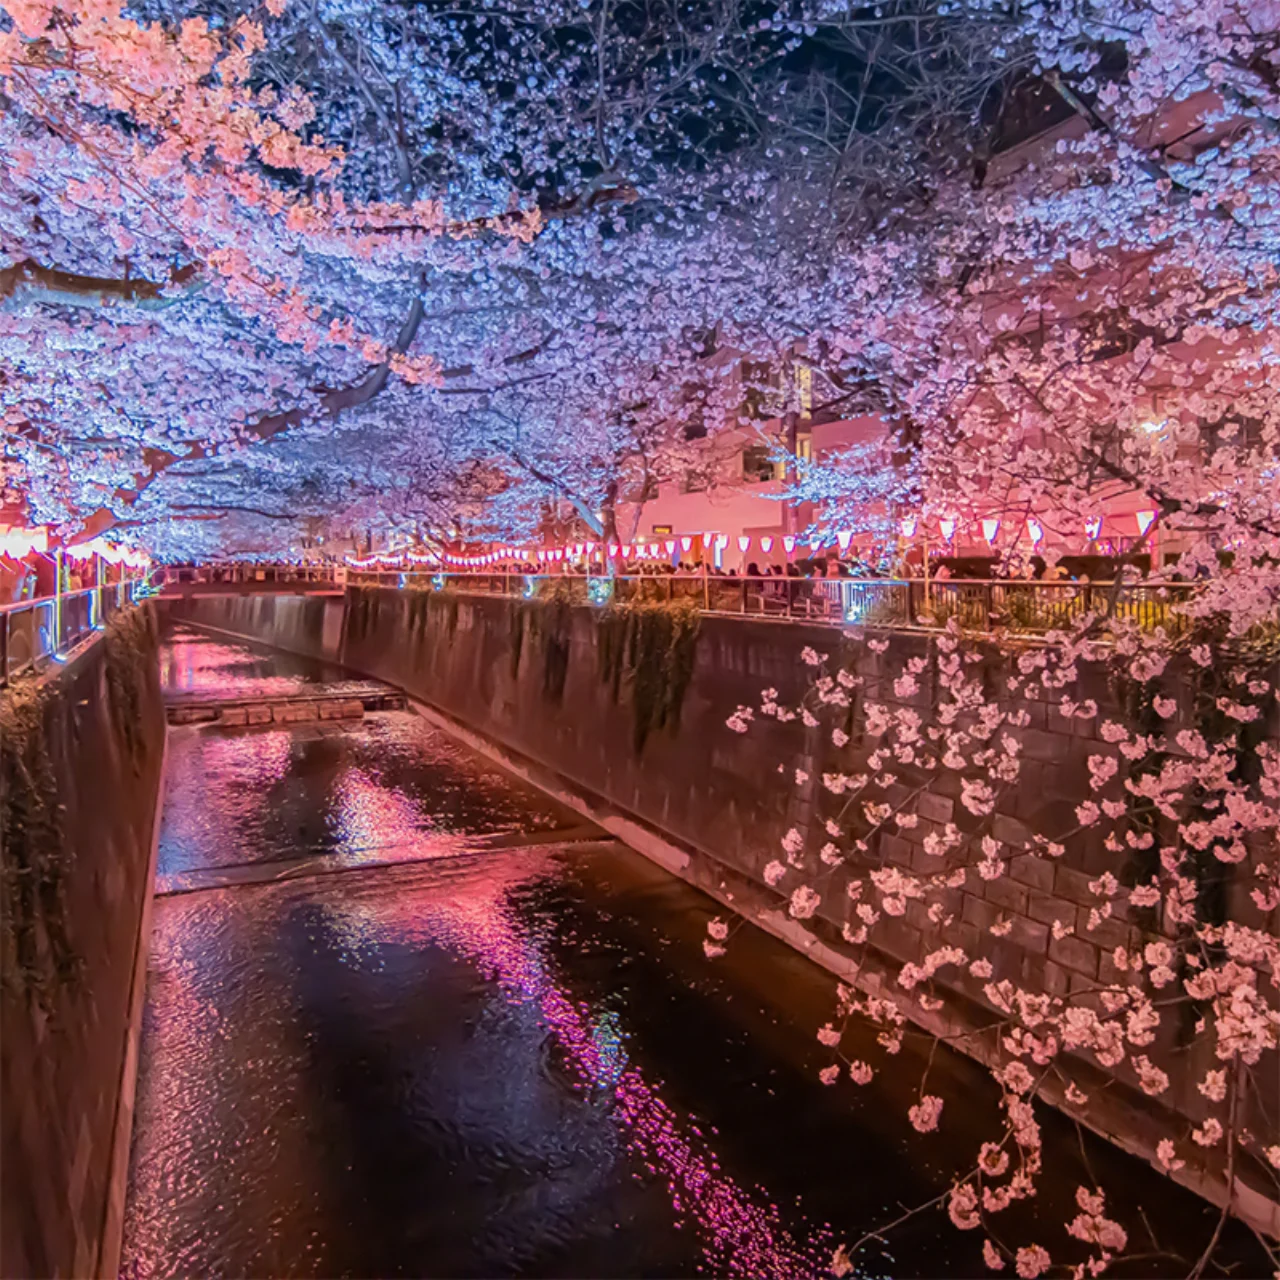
[795,365,813,415]
[742,445,775,483]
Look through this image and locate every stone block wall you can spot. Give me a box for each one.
[1,608,165,1279]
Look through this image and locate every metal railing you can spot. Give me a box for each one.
[342,569,1199,633]
[138,559,1215,635]
[0,579,143,688]
[152,564,340,589]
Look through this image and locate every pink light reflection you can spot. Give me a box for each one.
[389,863,827,1279]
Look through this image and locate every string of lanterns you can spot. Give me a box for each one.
[344,511,1159,572]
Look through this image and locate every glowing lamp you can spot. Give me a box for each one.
[1026,518,1044,545]
[783,535,796,554]
[648,543,659,557]
[664,539,676,554]
[622,545,633,558]
[808,535,821,553]
[717,534,729,549]
[981,518,1000,545]
[900,517,917,539]
[836,530,853,551]
[939,518,956,541]
[1135,510,1157,535]
[760,536,773,553]
[1085,516,1103,541]
[680,536,692,552]
[608,543,620,557]
[737,535,751,552]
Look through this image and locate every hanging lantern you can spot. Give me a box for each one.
[783,535,796,554]
[1026,518,1044,545]
[622,545,633,558]
[738,535,751,552]
[717,534,729,549]
[899,517,918,539]
[608,543,620,557]
[939,517,957,542]
[1085,515,1103,541]
[1135,510,1157,535]
[981,518,1000,545]
[760,536,774,553]
[648,543,659,557]
[680,536,692,552]
[664,539,676,554]
[836,530,853,552]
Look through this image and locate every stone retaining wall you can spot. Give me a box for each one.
[1,608,165,1279]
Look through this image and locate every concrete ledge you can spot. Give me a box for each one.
[96,730,168,1280]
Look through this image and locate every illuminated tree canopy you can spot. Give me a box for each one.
[3,0,1279,1271]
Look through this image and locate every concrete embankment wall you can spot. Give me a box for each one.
[164,586,1279,1231]
[1,607,165,1279]
[164,590,345,665]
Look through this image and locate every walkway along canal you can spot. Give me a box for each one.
[119,626,1265,1277]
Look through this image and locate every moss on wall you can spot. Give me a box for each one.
[598,599,701,752]
[0,605,157,1007]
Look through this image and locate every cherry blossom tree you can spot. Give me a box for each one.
[4,0,1279,1267]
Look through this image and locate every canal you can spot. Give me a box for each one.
[121,626,1255,1278]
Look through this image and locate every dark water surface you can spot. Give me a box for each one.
[160,623,363,700]
[123,630,1256,1278]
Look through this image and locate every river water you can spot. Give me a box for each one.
[121,627,1257,1278]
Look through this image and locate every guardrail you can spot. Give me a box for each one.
[1,579,144,688]
[143,562,1211,634]
[152,565,339,588]
[343,570,1199,633]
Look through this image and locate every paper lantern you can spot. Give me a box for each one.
[1135,510,1156,535]
[737,535,751,552]
[783,535,796,553]
[680,536,692,552]
[981,518,1000,545]
[1085,516,1103,541]
[664,539,676,554]
[899,517,917,539]
[939,517,956,541]
[760,536,773,553]
[836,530,852,551]
[1026,518,1044,545]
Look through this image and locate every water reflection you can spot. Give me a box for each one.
[156,716,573,887]
[159,624,356,699]
[125,849,836,1279]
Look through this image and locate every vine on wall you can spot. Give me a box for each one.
[0,605,157,1006]
[598,599,701,752]
[0,678,74,1006]
[363,584,703,752]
